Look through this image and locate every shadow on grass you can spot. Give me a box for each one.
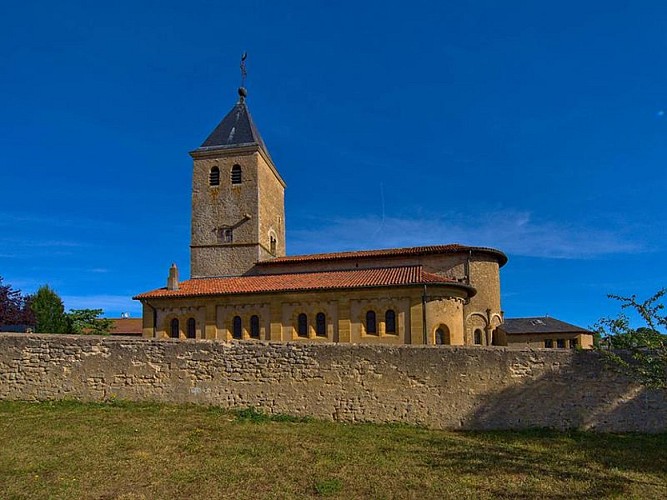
[420,429,667,497]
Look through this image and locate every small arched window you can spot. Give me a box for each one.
[270,235,277,255]
[209,166,220,186]
[474,329,483,345]
[250,315,260,339]
[170,318,179,339]
[231,164,242,184]
[316,312,326,337]
[297,313,308,337]
[365,310,377,335]
[186,318,196,339]
[232,316,242,340]
[385,309,396,334]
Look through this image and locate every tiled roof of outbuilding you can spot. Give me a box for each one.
[501,317,591,335]
[257,244,508,267]
[109,318,143,336]
[134,265,473,300]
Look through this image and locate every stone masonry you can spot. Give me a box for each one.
[0,333,663,432]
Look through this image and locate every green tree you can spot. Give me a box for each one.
[30,285,68,333]
[593,289,667,389]
[66,309,113,335]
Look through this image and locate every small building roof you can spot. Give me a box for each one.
[134,265,474,300]
[109,318,143,336]
[195,90,271,159]
[256,244,508,267]
[501,317,592,335]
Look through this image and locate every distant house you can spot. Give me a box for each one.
[109,318,143,337]
[495,317,594,349]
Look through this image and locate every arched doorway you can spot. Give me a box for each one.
[435,325,450,345]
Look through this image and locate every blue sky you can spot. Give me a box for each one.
[1,1,665,328]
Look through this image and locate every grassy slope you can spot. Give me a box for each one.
[0,401,665,499]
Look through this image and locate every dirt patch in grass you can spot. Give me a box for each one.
[0,400,665,499]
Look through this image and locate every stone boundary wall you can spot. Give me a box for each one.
[0,333,665,432]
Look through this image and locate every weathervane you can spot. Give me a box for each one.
[238,52,248,101]
[240,52,248,88]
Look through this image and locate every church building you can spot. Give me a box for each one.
[134,85,508,346]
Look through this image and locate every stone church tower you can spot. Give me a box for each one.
[189,87,286,278]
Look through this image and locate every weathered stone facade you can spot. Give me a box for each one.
[190,146,286,278]
[1,334,664,432]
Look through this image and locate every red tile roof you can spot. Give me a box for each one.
[134,265,473,300]
[255,244,508,266]
[109,318,143,335]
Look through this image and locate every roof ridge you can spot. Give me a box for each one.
[256,244,508,267]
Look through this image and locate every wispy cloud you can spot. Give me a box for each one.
[288,209,645,259]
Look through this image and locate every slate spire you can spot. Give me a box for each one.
[197,86,271,159]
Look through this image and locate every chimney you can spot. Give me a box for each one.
[167,263,179,291]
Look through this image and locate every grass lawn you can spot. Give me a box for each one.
[0,401,665,499]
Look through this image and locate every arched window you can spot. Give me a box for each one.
[232,316,242,340]
[316,312,326,337]
[186,318,196,339]
[250,315,260,339]
[474,329,483,345]
[209,166,220,186]
[270,235,277,255]
[170,318,179,339]
[297,313,308,337]
[231,164,242,184]
[385,309,396,334]
[365,310,377,335]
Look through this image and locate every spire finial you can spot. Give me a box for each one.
[238,51,248,102]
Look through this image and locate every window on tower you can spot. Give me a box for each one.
[218,228,233,244]
[270,235,277,255]
[231,164,242,184]
[209,166,220,186]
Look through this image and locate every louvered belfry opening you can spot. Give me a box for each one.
[209,166,220,186]
[231,164,242,184]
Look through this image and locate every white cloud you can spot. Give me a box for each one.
[288,209,645,259]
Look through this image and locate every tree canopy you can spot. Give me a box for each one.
[66,309,114,335]
[30,285,68,334]
[594,289,667,389]
[0,276,34,328]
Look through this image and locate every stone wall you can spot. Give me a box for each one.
[0,333,664,432]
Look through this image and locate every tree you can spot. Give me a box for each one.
[593,289,667,389]
[66,309,113,335]
[30,285,68,333]
[0,276,34,328]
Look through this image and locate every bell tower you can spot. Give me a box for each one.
[189,85,286,278]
